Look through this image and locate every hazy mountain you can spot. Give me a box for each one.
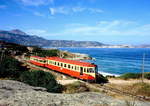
[9,29,27,35]
[0,29,104,47]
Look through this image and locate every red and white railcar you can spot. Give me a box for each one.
[29,56,98,81]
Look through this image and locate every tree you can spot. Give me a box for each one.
[0,56,27,78]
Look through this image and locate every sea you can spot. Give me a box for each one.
[57,48,150,76]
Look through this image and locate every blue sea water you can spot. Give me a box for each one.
[58,48,150,76]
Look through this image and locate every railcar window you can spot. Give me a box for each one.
[88,68,95,73]
[72,66,74,69]
[64,64,66,67]
[80,67,83,75]
[61,63,63,67]
[77,66,79,70]
[58,62,59,66]
[87,69,89,73]
[75,66,76,70]
[84,68,86,72]
[68,65,70,68]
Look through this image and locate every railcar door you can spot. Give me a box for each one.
[80,67,83,75]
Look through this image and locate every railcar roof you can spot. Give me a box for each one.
[30,56,45,60]
[46,57,96,67]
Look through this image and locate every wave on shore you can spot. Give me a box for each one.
[99,71,120,77]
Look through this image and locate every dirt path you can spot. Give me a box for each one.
[57,79,80,85]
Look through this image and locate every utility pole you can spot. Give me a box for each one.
[0,50,4,63]
[141,53,145,83]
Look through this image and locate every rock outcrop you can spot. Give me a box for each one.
[0,80,150,106]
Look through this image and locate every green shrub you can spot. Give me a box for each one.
[96,74,108,83]
[19,70,62,93]
[144,73,150,80]
[106,75,116,78]
[0,56,27,78]
[119,73,141,80]
[63,53,68,58]
[119,72,150,80]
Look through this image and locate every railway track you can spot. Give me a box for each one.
[86,83,150,101]
[17,57,150,101]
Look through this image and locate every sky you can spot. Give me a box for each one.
[0,0,150,45]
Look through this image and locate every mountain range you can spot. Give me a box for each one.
[0,29,105,47]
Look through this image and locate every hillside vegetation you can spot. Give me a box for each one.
[119,72,150,80]
[31,46,60,57]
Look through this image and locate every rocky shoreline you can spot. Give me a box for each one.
[0,80,150,106]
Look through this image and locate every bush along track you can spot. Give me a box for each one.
[19,70,62,93]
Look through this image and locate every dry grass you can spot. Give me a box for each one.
[107,78,150,97]
[0,78,9,80]
[63,81,89,93]
[63,81,101,93]
[131,82,150,96]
